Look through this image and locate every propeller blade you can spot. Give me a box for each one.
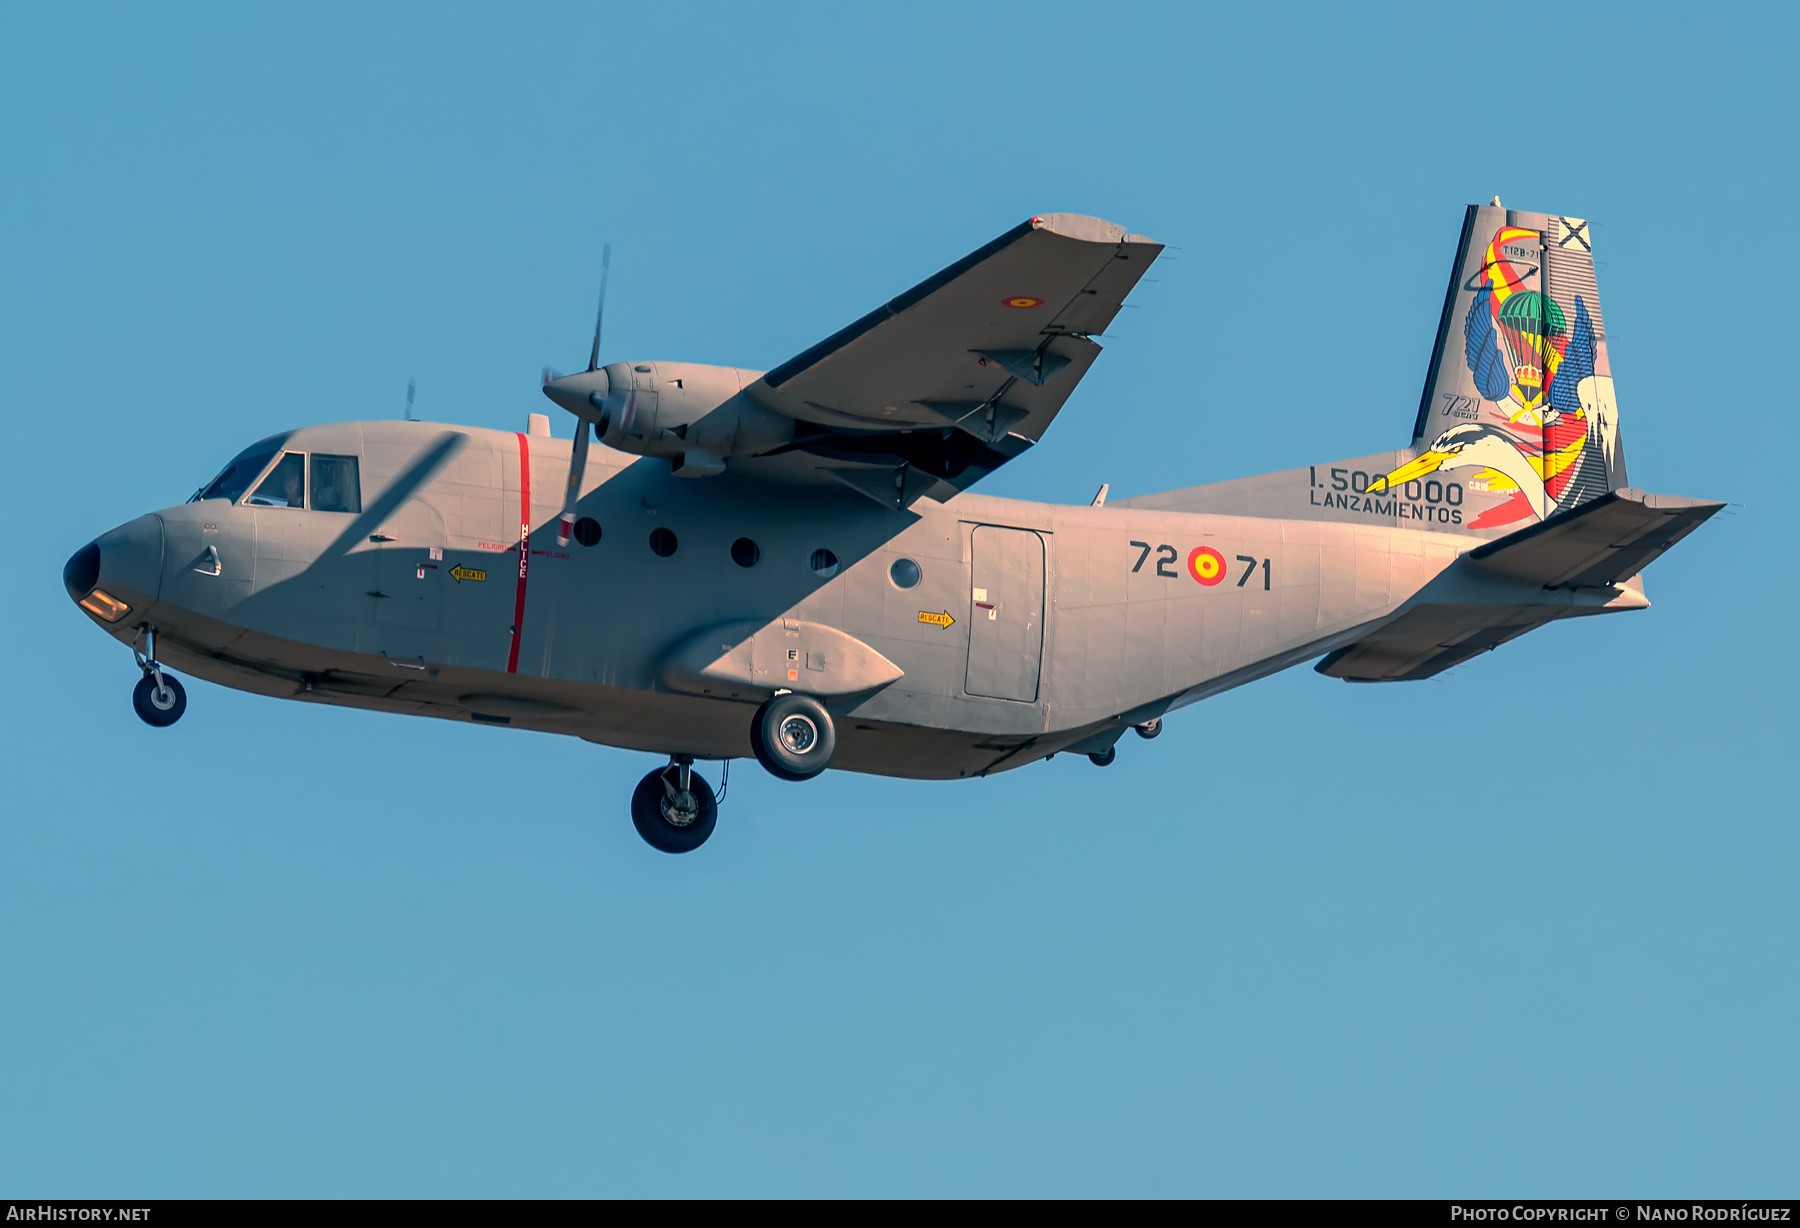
[556,242,611,541]
[404,376,416,421]
[556,420,592,546]
[587,243,611,373]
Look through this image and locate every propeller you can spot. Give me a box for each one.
[544,244,611,546]
[404,376,416,421]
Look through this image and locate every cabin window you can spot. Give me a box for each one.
[810,548,839,578]
[572,517,602,547]
[247,453,306,508]
[889,558,921,589]
[311,455,362,513]
[194,449,278,503]
[649,528,678,557]
[730,537,760,568]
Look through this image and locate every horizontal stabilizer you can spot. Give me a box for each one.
[1464,487,1722,589]
[1315,605,1556,683]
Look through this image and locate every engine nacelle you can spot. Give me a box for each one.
[592,361,794,469]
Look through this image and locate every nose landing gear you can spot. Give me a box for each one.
[130,627,186,728]
[630,756,718,854]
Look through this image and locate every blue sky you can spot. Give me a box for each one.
[2,1,1793,1197]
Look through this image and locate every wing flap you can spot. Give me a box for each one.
[1466,487,1723,589]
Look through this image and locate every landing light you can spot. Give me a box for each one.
[79,589,131,623]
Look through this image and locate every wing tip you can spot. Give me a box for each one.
[1028,213,1161,247]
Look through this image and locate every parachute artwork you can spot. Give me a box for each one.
[1494,290,1566,413]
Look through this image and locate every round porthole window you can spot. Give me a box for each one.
[889,557,921,589]
[572,517,602,547]
[810,548,839,578]
[648,528,678,557]
[730,537,761,568]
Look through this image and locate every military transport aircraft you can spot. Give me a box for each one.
[63,202,1720,852]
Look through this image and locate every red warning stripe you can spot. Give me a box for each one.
[507,432,531,674]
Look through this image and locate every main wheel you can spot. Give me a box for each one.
[1088,745,1117,767]
[132,673,187,727]
[751,693,836,781]
[1134,718,1163,739]
[631,766,718,854]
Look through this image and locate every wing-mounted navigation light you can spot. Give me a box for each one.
[541,243,612,545]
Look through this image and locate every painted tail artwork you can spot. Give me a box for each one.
[1115,198,1720,683]
[1126,199,1656,541]
[1389,199,1626,531]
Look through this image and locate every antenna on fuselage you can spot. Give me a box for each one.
[404,376,416,421]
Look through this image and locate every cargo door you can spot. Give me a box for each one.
[964,525,1045,702]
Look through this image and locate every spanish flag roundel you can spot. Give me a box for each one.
[1187,546,1226,586]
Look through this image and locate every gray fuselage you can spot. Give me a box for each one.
[79,418,1631,779]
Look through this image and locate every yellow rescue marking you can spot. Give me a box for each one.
[448,564,487,583]
[918,610,955,628]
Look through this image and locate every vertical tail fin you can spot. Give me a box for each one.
[1395,201,1628,532]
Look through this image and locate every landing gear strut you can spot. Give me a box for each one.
[631,756,718,854]
[130,626,186,728]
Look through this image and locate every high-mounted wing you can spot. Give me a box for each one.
[746,213,1162,506]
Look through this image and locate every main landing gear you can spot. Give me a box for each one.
[630,694,839,853]
[130,627,186,728]
[1086,717,1163,767]
[631,756,719,854]
[749,693,837,781]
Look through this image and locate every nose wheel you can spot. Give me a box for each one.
[631,757,718,854]
[132,673,187,727]
[130,626,186,728]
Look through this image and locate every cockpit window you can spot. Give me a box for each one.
[192,450,279,503]
[247,452,306,508]
[310,454,361,513]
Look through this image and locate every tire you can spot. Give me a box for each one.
[748,716,810,782]
[751,694,836,781]
[630,766,718,854]
[1088,746,1117,767]
[1134,718,1163,739]
[132,673,187,727]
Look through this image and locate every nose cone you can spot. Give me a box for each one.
[541,368,610,418]
[63,542,101,601]
[66,515,165,620]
